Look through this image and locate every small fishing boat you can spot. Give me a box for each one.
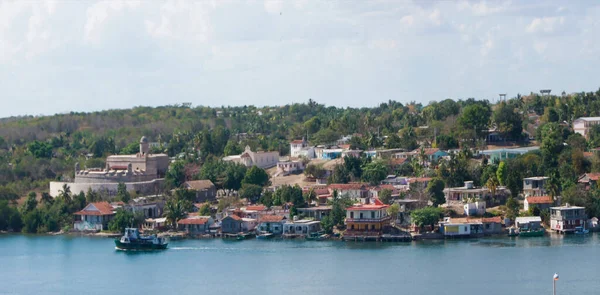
[305,231,328,241]
[236,232,254,240]
[574,226,589,235]
[256,232,274,239]
[115,228,168,250]
[518,228,545,237]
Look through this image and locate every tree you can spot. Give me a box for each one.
[387,203,400,222]
[116,182,130,204]
[458,104,491,140]
[198,203,211,216]
[21,192,38,214]
[259,190,274,207]
[165,160,186,189]
[426,178,446,207]
[304,188,316,206]
[85,187,99,203]
[410,207,443,230]
[273,185,305,207]
[223,140,242,156]
[493,102,523,141]
[486,175,500,204]
[496,161,507,186]
[58,184,72,205]
[27,141,53,159]
[505,196,520,221]
[164,199,187,228]
[378,189,393,205]
[304,117,321,135]
[304,164,327,179]
[242,166,270,187]
[108,209,144,233]
[540,123,564,170]
[385,134,402,149]
[329,165,350,184]
[40,192,53,206]
[0,200,22,232]
[222,163,247,192]
[239,183,263,203]
[361,160,387,185]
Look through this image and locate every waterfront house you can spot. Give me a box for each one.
[283,219,321,236]
[178,216,214,235]
[444,181,509,205]
[550,204,587,233]
[524,196,554,211]
[129,196,164,219]
[297,206,331,221]
[515,216,542,231]
[74,202,116,231]
[143,217,167,231]
[221,215,257,234]
[573,117,600,139]
[344,199,391,239]
[439,217,501,236]
[257,215,286,234]
[184,180,217,202]
[523,177,549,197]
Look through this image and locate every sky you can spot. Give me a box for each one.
[0,0,599,118]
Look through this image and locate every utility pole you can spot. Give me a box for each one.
[553,273,559,295]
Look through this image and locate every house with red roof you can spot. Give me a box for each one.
[343,199,391,240]
[177,216,214,235]
[579,173,600,190]
[524,196,554,211]
[73,202,116,231]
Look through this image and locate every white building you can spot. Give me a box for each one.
[290,139,308,158]
[573,117,600,139]
[463,202,486,216]
[283,219,321,236]
[223,146,279,169]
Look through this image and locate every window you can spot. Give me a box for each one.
[371,211,375,218]
[360,213,363,219]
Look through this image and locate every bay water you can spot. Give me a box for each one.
[1,234,599,295]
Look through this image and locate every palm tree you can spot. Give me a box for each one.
[164,199,186,229]
[419,147,427,167]
[486,175,499,205]
[58,184,72,205]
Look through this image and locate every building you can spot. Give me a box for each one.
[344,199,391,239]
[479,146,540,162]
[178,216,214,235]
[328,183,370,203]
[184,180,217,202]
[50,136,169,198]
[297,206,331,221]
[143,217,167,231]
[223,146,279,169]
[578,173,600,190]
[573,117,600,139]
[129,196,164,219]
[463,201,486,216]
[439,217,501,236]
[283,219,322,236]
[523,177,549,197]
[411,148,448,164]
[290,139,308,158]
[381,175,408,186]
[524,196,554,211]
[444,181,509,204]
[277,159,305,175]
[550,204,587,233]
[322,148,343,160]
[257,215,286,234]
[221,215,257,234]
[515,216,542,231]
[73,202,116,231]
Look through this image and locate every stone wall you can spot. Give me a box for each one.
[74,171,157,184]
[49,179,165,198]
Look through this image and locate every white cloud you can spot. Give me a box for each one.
[526,16,565,34]
[458,1,507,16]
[264,0,283,15]
[84,0,140,43]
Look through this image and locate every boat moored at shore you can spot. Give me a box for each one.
[114,228,169,250]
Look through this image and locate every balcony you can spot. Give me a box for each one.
[345,216,391,223]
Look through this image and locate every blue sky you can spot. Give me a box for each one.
[1,0,599,118]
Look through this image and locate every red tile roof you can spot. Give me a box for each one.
[74,202,115,216]
[482,216,502,223]
[259,215,285,222]
[371,185,395,191]
[346,203,389,211]
[408,177,432,183]
[412,148,440,155]
[178,217,210,225]
[526,196,553,204]
[245,205,267,211]
[584,152,594,158]
[291,140,305,144]
[225,215,242,221]
[185,180,215,190]
[328,183,367,190]
[390,158,407,165]
[585,173,600,181]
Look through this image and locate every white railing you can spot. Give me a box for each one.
[74,221,103,231]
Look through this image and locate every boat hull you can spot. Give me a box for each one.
[518,230,545,237]
[114,240,168,250]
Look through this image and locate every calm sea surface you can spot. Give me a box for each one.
[0,233,599,295]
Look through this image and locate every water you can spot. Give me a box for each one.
[1,234,599,295]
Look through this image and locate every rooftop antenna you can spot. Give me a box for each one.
[540,89,551,97]
[499,94,506,102]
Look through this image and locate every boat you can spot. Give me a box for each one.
[114,228,168,250]
[518,227,545,237]
[256,232,274,239]
[575,226,589,235]
[236,232,254,240]
[507,227,519,237]
[305,231,328,241]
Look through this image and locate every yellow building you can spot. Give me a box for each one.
[344,199,390,239]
